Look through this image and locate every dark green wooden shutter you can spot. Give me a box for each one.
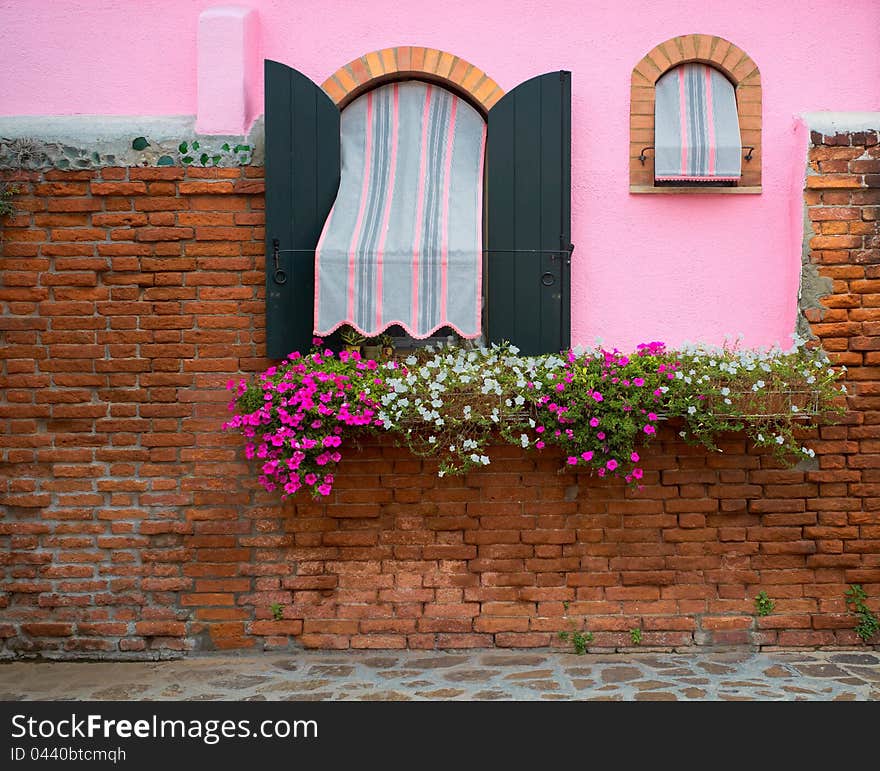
[264,60,340,359]
[487,71,571,355]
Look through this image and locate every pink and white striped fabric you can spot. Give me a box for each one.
[654,63,742,182]
[314,81,486,339]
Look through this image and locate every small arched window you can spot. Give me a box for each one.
[654,63,740,184]
[629,35,761,193]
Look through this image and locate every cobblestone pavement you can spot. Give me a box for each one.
[1,649,879,701]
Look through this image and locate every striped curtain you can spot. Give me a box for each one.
[654,63,742,182]
[315,81,486,339]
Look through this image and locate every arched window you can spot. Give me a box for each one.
[264,52,572,358]
[629,35,761,193]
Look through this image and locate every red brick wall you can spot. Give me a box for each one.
[0,133,878,656]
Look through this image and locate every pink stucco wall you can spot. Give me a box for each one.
[2,0,879,351]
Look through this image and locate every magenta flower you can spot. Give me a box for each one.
[633,467,644,479]
[567,456,578,465]
[630,452,640,462]
[589,417,600,428]
[535,440,545,449]
[643,425,656,435]
[633,377,645,387]
[606,459,618,471]
[597,432,606,440]
[581,451,594,461]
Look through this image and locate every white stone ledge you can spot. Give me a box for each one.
[801,112,880,135]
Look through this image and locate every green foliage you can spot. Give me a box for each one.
[225,338,845,499]
[339,325,366,347]
[754,591,775,617]
[571,631,593,655]
[0,184,18,218]
[629,628,642,645]
[558,629,593,655]
[845,584,879,643]
[270,603,284,621]
[349,339,843,482]
[558,601,593,654]
[176,139,252,167]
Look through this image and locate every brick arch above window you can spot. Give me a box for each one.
[630,35,762,193]
[321,47,505,116]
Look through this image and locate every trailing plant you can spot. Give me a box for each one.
[223,337,844,499]
[0,184,18,218]
[754,591,775,617]
[223,346,380,497]
[845,584,879,643]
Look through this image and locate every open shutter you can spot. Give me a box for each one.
[487,71,571,355]
[264,60,340,359]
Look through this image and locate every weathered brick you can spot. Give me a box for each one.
[3,156,877,656]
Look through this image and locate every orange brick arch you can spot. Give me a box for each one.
[321,47,505,115]
[630,34,762,191]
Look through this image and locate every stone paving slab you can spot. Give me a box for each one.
[0,650,877,701]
